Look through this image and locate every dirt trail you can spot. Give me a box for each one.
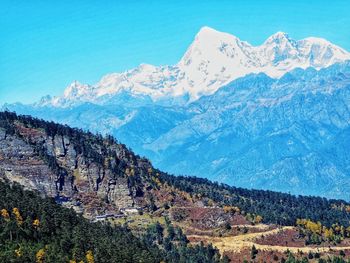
[178,222,272,233]
[188,226,350,253]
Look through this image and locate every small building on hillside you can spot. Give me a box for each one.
[94,213,125,222]
[120,207,140,215]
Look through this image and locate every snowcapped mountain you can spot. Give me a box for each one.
[40,27,350,107]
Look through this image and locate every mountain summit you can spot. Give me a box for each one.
[39,27,349,107]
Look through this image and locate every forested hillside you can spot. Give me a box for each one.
[0,180,226,263]
[1,111,350,262]
[1,111,350,227]
[161,175,350,227]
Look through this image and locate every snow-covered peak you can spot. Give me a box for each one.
[194,26,240,42]
[302,36,332,45]
[297,37,350,67]
[32,95,52,107]
[181,26,246,63]
[264,31,291,43]
[177,27,258,99]
[196,26,217,34]
[39,27,350,107]
[63,81,94,99]
[263,32,297,55]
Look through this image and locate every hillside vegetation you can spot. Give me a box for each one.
[1,111,350,262]
[0,180,227,263]
[1,111,350,226]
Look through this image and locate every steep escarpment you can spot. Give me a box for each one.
[0,111,158,216]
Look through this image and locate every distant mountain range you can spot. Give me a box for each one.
[28,27,350,107]
[3,27,350,199]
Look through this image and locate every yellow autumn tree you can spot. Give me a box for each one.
[254,215,263,224]
[1,208,10,221]
[305,220,322,235]
[86,250,95,263]
[296,218,306,226]
[33,219,40,228]
[223,206,232,213]
[324,228,334,241]
[36,248,45,263]
[223,206,240,214]
[15,247,22,257]
[12,208,23,226]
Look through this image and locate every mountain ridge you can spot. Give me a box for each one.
[19,27,350,108]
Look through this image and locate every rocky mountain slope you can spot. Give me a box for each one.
[0,111,160,217]
[1,111,350,225]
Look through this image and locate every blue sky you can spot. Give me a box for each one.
[1,0,349,104]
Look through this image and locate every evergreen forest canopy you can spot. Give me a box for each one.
[0,180,226,263]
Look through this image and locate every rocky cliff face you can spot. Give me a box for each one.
[0,116,157,217]
[0,128,57,196]
[0,113,232,228]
